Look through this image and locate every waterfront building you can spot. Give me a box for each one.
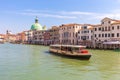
[16,33,23,43]
[16,31,28,43]
[59,24,82,45]
[23,31,29,43]
[27,30,33,44]
[29,17,47,44]
[94,17,120,42]
[0,34,5,42]
[49,26,60,44]
[32,30,46,44]
[93,17,120,49]
[43,30,51,45]
[75,17,120,49]
[77,24,94,47]
[5,30,17,42]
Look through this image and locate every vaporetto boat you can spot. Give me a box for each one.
[49,45,92,60]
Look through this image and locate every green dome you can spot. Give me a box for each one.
[31,23,42,30]
[30,17,43,30]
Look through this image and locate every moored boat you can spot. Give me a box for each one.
[49,45,92,60]
[0,41,4,44]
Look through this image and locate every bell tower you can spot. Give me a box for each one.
[35,16,38,23]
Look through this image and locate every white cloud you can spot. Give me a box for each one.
[60,11,95,15]
[19,12,77,19]
[17,10,96,19]
[5,9,120,22]
[92,9,120,20]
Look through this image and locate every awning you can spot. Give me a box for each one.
[103,41,120,44]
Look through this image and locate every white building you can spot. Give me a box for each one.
[32,30,45,44]
[77,17,120,49]
[93,17,120,49]
[94,17,120,42]
[77,24,94,47]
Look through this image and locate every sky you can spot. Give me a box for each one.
[0,0,120,34]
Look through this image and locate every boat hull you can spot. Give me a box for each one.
[49,50,91,60]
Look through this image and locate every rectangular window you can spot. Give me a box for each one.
[95,34,97,37]
[117,33,119,37]
[108,27,111,31]
[84,31,87,33]
[105,34,107,37]
[108,33,110,37]
[112,26,114,30]
[69,33,70,37]
[102,27,104,31]
[102,34,104,37]
[91,36,93,39]
[81,36,83,39]
[117,26,119,29]
[76,33,77,38]
[99,28,101,31]
[84,26,87,29]
[102,22,104,24]
[105,27,107,31]
[95,28,97,31]
[111,33,114,37]
[99,34,101,37]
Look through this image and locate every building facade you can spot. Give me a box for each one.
[77,24,94,47]
[93,17,120,49]
[49,26,60,44]
[94,17,120,42]
[32,30,46,44]
[43,30,51,45]
[26,17,47,44]
[59,24,82,45]
[0,34,5,43]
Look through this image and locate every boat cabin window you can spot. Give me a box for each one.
[50,46,61,50]
[72,47,84,52]
[61,46,68,51]
[68,47,72,51]
[72,47,80,52]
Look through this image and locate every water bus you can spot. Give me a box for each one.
[49,45,92,60]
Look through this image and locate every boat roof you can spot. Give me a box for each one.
[50,44,86,48]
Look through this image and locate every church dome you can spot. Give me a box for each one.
[31,17,43,30]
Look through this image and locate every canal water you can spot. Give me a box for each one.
[0,43,120,80]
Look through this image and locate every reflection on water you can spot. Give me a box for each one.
[0,44,120,80]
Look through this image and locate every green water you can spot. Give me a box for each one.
[0,43,120,80]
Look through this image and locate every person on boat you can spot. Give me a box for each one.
[68,47,73,54]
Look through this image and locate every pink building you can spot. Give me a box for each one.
[43,30,51,45]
